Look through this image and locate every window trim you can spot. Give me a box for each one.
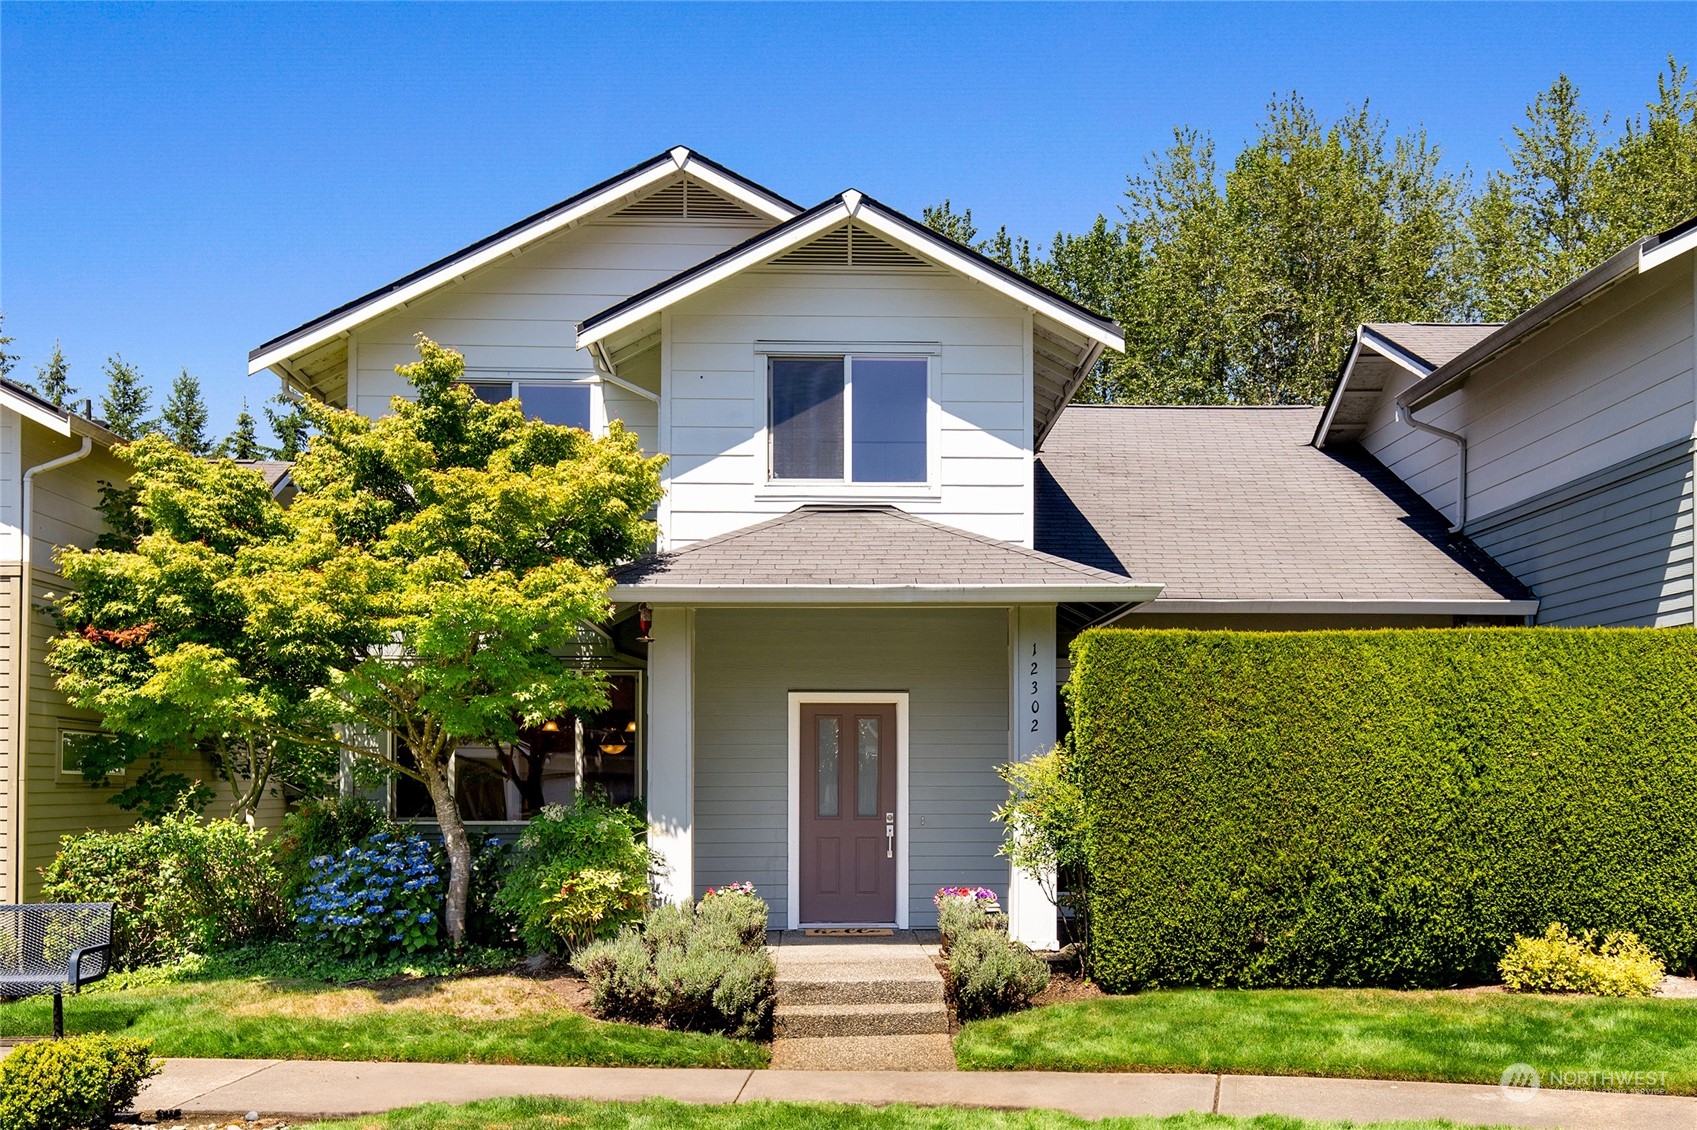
[756,345,940,498]
[59,727,123,783]
[459,370,603,434]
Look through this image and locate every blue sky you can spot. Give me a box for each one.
[3,2,1693,441]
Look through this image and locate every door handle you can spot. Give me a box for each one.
[885,814,895,859]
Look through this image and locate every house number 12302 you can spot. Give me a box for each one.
[1029,644,1041,733]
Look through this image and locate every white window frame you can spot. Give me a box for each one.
[755,344,940,501]
[786,691,910,930]
[59,727,123,782]
[460,369,604,434]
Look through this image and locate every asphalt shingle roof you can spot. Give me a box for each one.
[1036,406,1532,604]
[1364,323,1503,369]
[614,505,1148,589]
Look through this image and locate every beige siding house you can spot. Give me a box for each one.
[0,383,288,903]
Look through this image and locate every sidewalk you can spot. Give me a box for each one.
[137,1057,1697,1130]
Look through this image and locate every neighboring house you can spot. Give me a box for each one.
[248,148,1580,945]
[0,381,288,903]
[1317,216,1697,627]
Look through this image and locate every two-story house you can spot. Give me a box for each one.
[244,149,1570,944]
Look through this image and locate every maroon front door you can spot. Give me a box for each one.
[799,702,897,924]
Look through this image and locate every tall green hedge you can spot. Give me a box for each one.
[1070,628,1697,992]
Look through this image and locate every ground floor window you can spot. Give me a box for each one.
[390,671,642,822]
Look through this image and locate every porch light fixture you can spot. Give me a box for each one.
[636,604,653,642]
[540,720,561,733]
[625,721,638,733]
[598,742,628,755]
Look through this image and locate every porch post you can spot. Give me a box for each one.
[1007,604,1060,950]
[645,605,694,905]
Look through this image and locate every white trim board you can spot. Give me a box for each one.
[610,583,1165,605]
[786,691,910,931]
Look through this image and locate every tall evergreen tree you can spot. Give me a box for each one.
[35,341,77,408]
[99,355,153,441]
[220,401,266,460]
[0,314,17,381]
[160,368,213,455]
[263,392,312,460]
[1464,74,1607,320]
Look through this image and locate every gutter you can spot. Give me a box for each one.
[1395,404,1467,533]
[610,582,1165,606]
[12,435,93,901]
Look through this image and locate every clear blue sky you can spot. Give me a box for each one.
[3,2,1693,442]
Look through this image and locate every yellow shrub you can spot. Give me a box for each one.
[1500,923,1664,997]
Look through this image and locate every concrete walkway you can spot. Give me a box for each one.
[135,1057,1697,1129]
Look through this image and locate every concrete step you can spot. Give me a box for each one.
[768,1034,957,1071]
[775,974,946,1006]
[774,1001,950,1038]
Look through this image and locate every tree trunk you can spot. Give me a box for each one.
[420,754,471,945]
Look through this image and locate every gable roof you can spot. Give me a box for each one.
[248,147,800,378]
[611,504,1161,605]
[1399,213,1697,413]
[576,190,1123,446]
[1039,406,1536,616]
[1314,322,1502,447]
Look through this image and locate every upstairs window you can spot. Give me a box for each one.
[769,355,928,483]
[463,380,592,431]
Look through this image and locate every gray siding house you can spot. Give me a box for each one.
[1317,218,1697,627]
[173,151,1697,944]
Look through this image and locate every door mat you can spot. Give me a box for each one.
[804,927,894,937]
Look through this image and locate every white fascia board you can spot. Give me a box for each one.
[1312,331,1365,448]
[1358,328,1435,379]
[577,203,853,348]
[0,389,72,435]
[1137,598,1539,616]
[610,582,1165,605]
[249,161,684,375]
[850,206,1126,352]
[676,154,801,222]
[1640,226,1697,273]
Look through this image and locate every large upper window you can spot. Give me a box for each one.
[769,356,928,483]
[463,380,592,431]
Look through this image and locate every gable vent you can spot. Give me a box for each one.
[611,178,760,222]
[770,224,930,269]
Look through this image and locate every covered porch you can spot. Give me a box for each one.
[613,505,1161,947]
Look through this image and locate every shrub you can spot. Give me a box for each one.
[935,888,1003,949]
[39,806,285,967]
[1070,628,1697,991]
[1500,923,1665,997]
[274,796,398,903]
[949,927,1050,1019]
[995,747,1091,957]
[698,885,769,947]
[492,799,653,956]
[0,1034,160,1130]
[294,831,441,957]
[575,887,775,1039]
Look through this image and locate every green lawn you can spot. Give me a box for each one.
[955,988,1697,1094]
[304,1096,1506,1130]
[0,961,765,1069]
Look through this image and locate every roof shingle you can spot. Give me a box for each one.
[1036,406,1532,605]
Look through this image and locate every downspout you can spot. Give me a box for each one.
[1395,405,1466,534]
[13,435,93,901]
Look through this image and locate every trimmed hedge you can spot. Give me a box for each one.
[1070,628,1697,992]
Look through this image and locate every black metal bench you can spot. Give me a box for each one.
[0,902,114,1037]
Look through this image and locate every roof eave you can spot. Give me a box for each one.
[1138,597,1539,617]
[610,582,1165,605]
[249,147,801,375]
[1399,216,1697,413]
